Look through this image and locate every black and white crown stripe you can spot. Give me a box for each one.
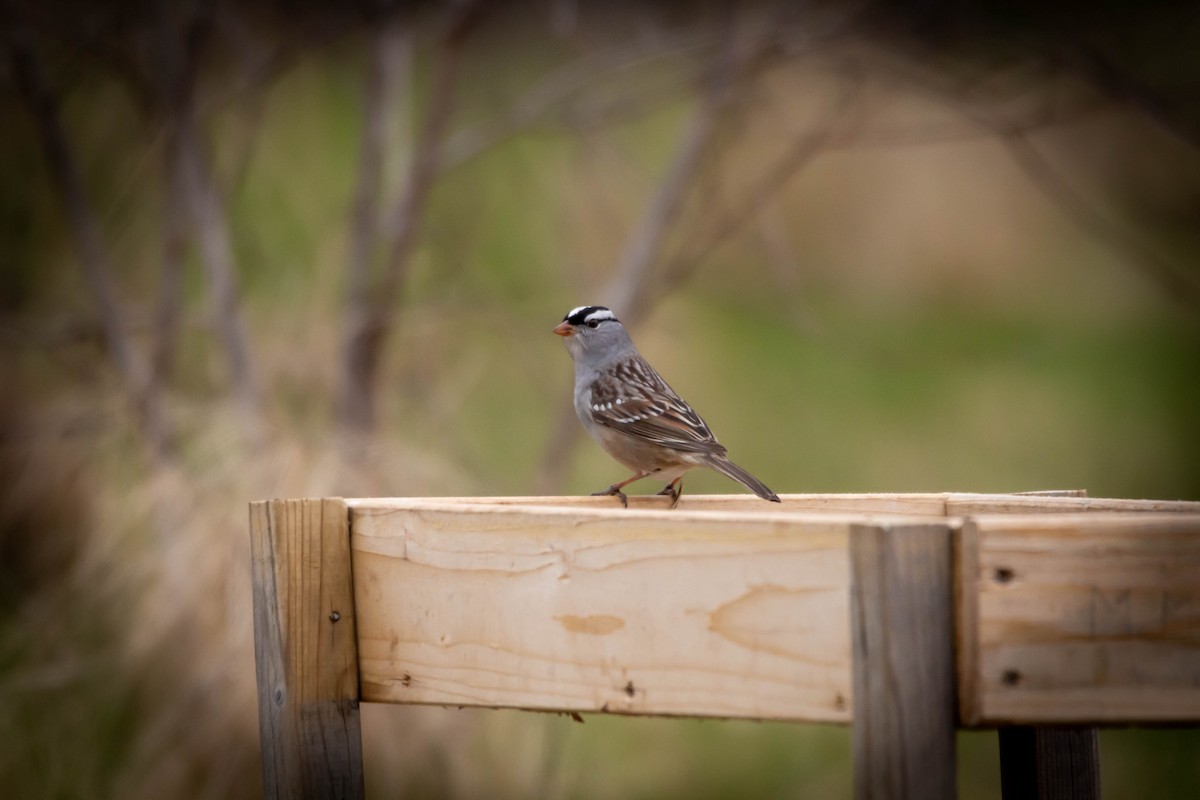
[563,305,619,326]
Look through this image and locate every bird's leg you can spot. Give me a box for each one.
[656,478,683,509]
[592,484,630,508]
[592,484,628,508]
[592,472,647,508]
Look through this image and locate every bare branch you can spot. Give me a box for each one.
[337,14,413,432]
[1052,43,1200,153]
[166,6,265,436]
[439,16,827,176]
[149,0,205,391]
[210,7,293,197]
[339,3,484,434]
[603,16,779,323]
[440,29,716,170]
[879,52,1200,310]
[174,123,266,430]
[603,79,726,321]
[999,131,1200,308]
[8,18,169,457]
[827,94,1109,151]
[661,76,861,289]
[152,144,189,387]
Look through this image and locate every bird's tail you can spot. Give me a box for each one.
[707,457,781,502]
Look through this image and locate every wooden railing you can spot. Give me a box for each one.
[249,492,1200,799]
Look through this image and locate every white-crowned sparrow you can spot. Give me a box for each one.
[554,305,780,507]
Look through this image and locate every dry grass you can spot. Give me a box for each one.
[0,365,485,798]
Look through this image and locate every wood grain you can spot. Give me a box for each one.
[349,502,880,722]
[947,494,1200,516]
[850,523,957,800]
[998,726,1100,800]
[957,513,1200,725]
[354,490,1192,518]
[250,498,364,800]
[347,493,952,515]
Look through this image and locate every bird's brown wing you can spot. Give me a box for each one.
[587,356,727,457]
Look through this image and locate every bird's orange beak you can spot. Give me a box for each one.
[553,321,574,337]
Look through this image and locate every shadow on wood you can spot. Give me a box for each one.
[999,726,1100,800]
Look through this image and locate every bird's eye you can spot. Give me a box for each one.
[586,320,599,328]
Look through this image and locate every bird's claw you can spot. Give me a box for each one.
[656,481,682,509]
[592,485,628,508]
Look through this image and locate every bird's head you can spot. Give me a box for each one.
[554,305,627,361]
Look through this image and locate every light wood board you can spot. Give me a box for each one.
[957,513,1200,725]
[946,494,1200,516]
[348,502,908,722]
[348,493,952,515]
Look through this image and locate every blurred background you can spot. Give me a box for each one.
[2,0,1198,797]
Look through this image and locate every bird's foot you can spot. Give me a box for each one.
[592,485,629,508]
[656,480,682,509]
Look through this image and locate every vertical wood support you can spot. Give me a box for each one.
[250,498,364,800]
[999,726,1100,800]
[851,523,957,800]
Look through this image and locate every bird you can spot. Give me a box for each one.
[554,305,780,508]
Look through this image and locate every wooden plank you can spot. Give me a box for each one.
[998,726,1100,800]
[948,493,1200,515]
[957,513,1200,725]
[850,522,957,800]
[250,498,364,800]
[349,502,874,722]
[346,493,952,515]
[955,516,984,726]
[347,492,1119,517]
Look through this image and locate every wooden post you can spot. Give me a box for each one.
[850,523,957,800]
[999,726,1100,800]
[250,498,365,800]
